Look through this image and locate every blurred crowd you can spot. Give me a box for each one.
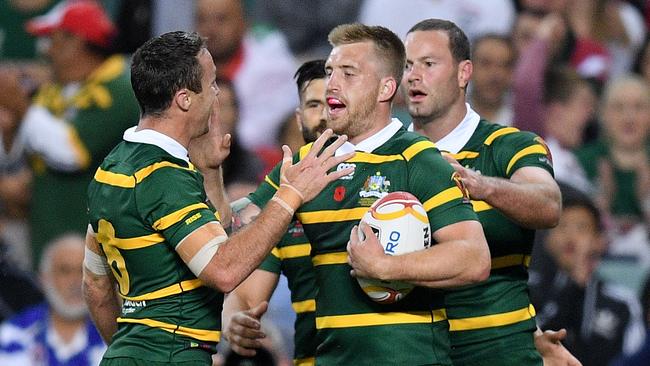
[0,0,649,365]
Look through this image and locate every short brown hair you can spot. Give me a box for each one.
[328,23,405,86]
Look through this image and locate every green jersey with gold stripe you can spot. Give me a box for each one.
[257,220,317,366]
[442,121,553,360]
[250,123,478,366]
[87,140,223,363]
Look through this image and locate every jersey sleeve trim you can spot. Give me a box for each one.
[264,175,280,190]
[422,186,464,211]
[505,144,548,175]
[402,140,436,161]
[471,200,492,212]
[152,203,210,230]
[120,278,204,301]
[292,299,316,313]
[97,219,165,250]
[116,317,220,342]
[483,127,519,145]
[490,254,531,270]
[450,151,479,160]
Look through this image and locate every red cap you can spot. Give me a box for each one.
[26,0,116,48]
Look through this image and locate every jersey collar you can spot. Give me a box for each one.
[335,118,403,156]
[434,103,480,154]
[123,126,189,162]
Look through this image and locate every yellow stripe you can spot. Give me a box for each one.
[299,143,314,160]
[116,317,220,342]
[120,279,204,301]
[484,127,519,145]
[402,140,436,161]
[66,126,91,169]
[94,168,135,188]
[277,243,311,259]
[110,233,165,250]
[264,175,280,190]
[270,247,280,259]
[347,152,403,164]
[294,357,315,366]
[316,310,446,329]
[312,252,348,266]
[471,200,492,212]
[491,254,531,270]
[153,203,209,230]
[422,187,463,211]
[292,299,316,313]
[297,207,367,224]
[506,145,548,175]
[448,304,536,331]
[134,161,193,183]
[450,151,479,160]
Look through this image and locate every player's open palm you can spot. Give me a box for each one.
[280,129,355,203]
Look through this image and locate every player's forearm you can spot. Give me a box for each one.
[203,167,232,228]
[82,270,121,344]
[480,175,561,229]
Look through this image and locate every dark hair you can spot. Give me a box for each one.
[294,59,326,100]
[131,31,205,117]
[328,23,405,87]
[408,18,471,63]
[472,33,515,64]
[543,66,591,105]
[558,182,603,232]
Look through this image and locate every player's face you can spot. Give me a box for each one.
[603,82,650,149]
[325,41,381,138]
[193,48,219,137]
[403,30,464,125]
[297,78,327,143]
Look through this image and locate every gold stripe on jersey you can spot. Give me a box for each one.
[402,140,436,161]
[506,144,548,175]
[277,243,311,259]
[294,357,315,366]
[94,161,194,188]
[450,151,479,160]
[264,175,280,190]
[471,200,492,212]
[297,207,367,224]
[448,304,536,331]
[483,127,519,145]
[422,186,463,211]
[312,252,347,266]
[491,254,531,270]
[292,299,316,313]
[299,143,314,160]
[133,161,194,182]
[316,309,447,329]
[347,152,404,164]
[121,279,204,301]
[116,317,220,342]
[153,203,209,230]
[98,219,165,250]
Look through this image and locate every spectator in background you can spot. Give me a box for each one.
[0,234,105,365]
[0,0,140,268]
[632,36,650,84]
[611,273,650,365]
[530,184,646,366]
[467,34,515,126]
[195,0,297,152]
[0,0,59,60]
[0,237,42,323]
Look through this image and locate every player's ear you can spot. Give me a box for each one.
[175,88,191,111]
[378,76,397,103]
[458,60,472,90]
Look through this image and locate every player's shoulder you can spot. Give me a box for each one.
[389,129,438,161]
[478,120,542,148]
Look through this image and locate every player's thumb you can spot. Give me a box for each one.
[249,301,269,319]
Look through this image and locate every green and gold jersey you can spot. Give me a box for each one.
[250,125,478,365]
[443,121,554,348]
[256,219,317,366]
[87,141,222,363]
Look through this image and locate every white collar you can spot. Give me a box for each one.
[434,103,480,153]
[335,118,403,156]
[123,126,189,162]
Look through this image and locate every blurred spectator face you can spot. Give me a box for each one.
[520,0,567,13]
[403,30,465,124]
[603,78,650,149]
[217,81,238,136]
[196,0,246,65]
[297,78,327,143]
[40,236,87,320]
[513,12,543,56]
[545,205,605,285]
[549,83,596,148]
[44,30,83,83]
[471,37,514,107]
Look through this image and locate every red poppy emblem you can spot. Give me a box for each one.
[334,186,346,202]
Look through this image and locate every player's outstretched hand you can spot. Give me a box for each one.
[534,328,582,366]
[279,129,354,203]
[224,301,268,357]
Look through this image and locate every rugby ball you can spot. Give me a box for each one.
[356,191,431,304]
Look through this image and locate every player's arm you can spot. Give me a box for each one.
[534,328,583,366]
[82,225,121,344]
[222,269,280,356]
[176,130,354,293]
[349,219,490,288]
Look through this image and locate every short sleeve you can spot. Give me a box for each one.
[492,131,554,178]
[258,248,282,274]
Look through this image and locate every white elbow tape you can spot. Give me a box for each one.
[84,247,111,276]
[187,235,227,276]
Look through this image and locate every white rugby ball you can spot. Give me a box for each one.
[356,191,431,304]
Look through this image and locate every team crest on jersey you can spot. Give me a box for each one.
[359,172,390,206]
[451,172,471,203]
[534,136,553,165]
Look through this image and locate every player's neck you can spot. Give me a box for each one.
[138,114,191,148]
[415,100,467,143]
